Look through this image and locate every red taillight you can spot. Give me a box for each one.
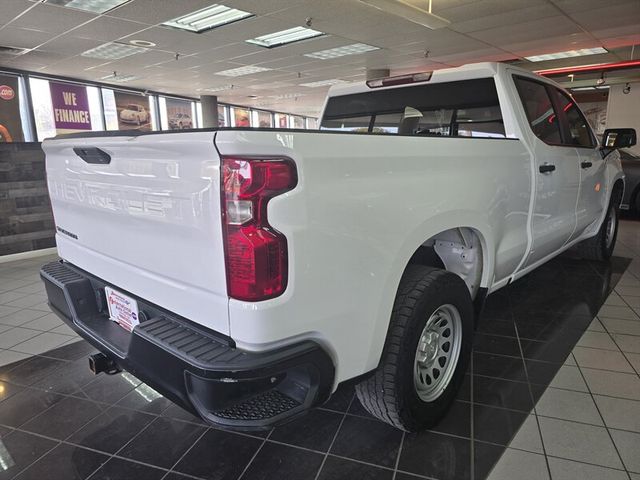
[221,157,297,301]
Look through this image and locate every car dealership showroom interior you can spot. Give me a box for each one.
[2,0,640,479]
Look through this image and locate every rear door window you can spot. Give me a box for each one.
[513,77,562,145]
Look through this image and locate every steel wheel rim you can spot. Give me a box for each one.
[605,207,616,249]
[414,304,462,402]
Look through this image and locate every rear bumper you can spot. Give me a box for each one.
[40,261,334,430]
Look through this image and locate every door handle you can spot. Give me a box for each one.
[539,163,556,174]
[73,147,111,165]
[581,161,593,169]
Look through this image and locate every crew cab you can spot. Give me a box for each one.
[40,63,636,431]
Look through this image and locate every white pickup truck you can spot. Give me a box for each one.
[40,62,636,432]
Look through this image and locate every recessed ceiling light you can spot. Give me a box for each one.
[246,26,325,48]
[215,65,272,77]
[525,47,608,62]
[82,42,148,60]
[129,40,156,48]
[42,0,130,14]
[304,43,379,60]
[358,0,450,29]
[300,79,349,87]
[163,4,253,33]
[100,73,139,83]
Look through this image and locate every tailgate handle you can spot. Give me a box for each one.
[73,147,111,165]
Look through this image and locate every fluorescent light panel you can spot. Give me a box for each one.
[81,42,148,60]
[215,65,272,77]
[44,0,130,13]
[525,47,608,62]
[198,84,234,92]
[570,85,610,91]
[300,79,349,87]
[100,73,139,83]
[163,4,253,33]
[269,93,306,100]
[358,0,450,29]
[246,26,324,48]
[304,43,379,60]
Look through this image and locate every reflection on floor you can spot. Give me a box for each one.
[1,221,640,480]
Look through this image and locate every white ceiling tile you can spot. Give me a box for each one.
[36,35,104,57]
[71,16,148,42]
[503,33,597,56]
[437,0,543,23]
[9,3,96,34]
[449,4,559,34]
[225,0,314,16]
[0,0,37,28]
[550,0,637,14]
[469,15,582,44]
[568,3,640,30]
[118,25,246,55]
[0,26,55,49]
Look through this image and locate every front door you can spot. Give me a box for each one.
[550,88,606,239]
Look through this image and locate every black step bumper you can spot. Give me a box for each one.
[40,261,334,430]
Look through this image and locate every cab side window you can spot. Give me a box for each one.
[552,89,596,148]
[513,77,562,145]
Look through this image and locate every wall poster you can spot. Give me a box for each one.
[49,81,92,135]
[233,108,250,127]
[166,97,193,130]
[0,75,24,142]
[114,91,151,131]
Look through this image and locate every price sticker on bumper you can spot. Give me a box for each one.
[105,286,140,332]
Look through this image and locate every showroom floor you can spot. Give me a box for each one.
[1,223,640,480]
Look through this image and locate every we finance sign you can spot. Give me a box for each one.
[49,82,92,133]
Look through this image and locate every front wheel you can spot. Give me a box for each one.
[576,200,618,261]
[355,266,473,431]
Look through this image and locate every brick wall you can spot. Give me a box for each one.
[0,143,56,256]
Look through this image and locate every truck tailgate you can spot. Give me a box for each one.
[42,131,229,335]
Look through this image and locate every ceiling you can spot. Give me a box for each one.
[0,0,639,116]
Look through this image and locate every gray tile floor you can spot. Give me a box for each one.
[1,221,640,479]
[489,218,640,480]
[0,254,80,369]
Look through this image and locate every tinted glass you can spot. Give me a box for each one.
[513,77,562,145]
[321,78,505,138]
[553,89,596,148]
[321,116,371,132]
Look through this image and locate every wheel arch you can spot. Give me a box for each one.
[365,216,496,373]
[612,177,624,208]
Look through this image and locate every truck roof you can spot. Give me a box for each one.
[326,61,537,98]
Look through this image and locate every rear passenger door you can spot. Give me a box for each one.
[513,76,581,268]
[550,88,605,240]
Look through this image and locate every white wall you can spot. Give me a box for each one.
[606,82,640,156]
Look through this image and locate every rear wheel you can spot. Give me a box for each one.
[355,265,473,431]
[576,200,618,261]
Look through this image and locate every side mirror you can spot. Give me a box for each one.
[603,128,637,149]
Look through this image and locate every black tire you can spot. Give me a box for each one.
[576,200,618,261]
[355,265,473,431]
